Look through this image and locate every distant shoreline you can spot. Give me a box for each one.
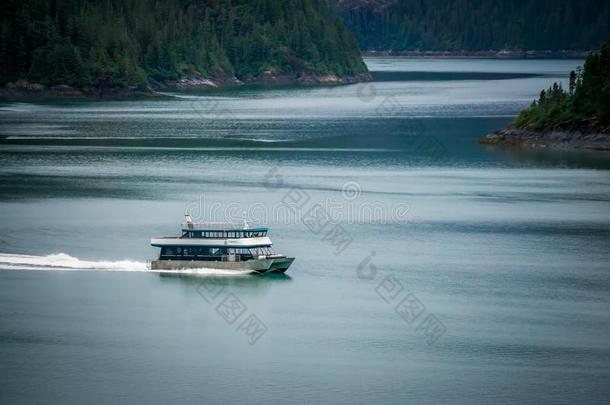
[363,50,590,59]
[0,72,372,100]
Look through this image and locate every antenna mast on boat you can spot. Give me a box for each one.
[185,214,193,229]
[242,211,250,229]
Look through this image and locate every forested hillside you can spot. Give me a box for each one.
[0,0,367,88]
[511,40,610,133]
[327,0,610,51]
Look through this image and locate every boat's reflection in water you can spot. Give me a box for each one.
[158,269,292,288]
[157,270,293,309]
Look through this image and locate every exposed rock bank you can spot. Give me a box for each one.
[479,129,610,151]
[1,72,372,99]
[0,81,160,99]
[161,72,371,89]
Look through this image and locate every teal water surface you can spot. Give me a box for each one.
[1,58,609,404]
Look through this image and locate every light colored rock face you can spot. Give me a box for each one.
[175,78,219,89]
[161,74,244,89]
[479,129,610,151]
[159,71,371,90]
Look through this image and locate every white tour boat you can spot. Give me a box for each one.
[150,215,294,274]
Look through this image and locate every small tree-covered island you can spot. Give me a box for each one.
[480,41,610,151]
[0,0,370,97]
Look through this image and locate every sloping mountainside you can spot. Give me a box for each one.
[327,0,610,51]
[480,40,610,150]
[0,0,368,92]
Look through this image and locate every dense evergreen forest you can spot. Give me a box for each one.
[512,41,610,133]
[327,0,610,51]
[0,0,367,88]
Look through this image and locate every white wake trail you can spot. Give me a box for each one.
[0,253,253,276]
[0,252,147,271]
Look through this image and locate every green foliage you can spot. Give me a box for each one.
[510,41,610,132]
[0,0,367,87]
[328,0,610,51]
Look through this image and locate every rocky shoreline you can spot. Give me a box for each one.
[479,128,610,151]
[363,50,590,59]
[0,81,161,99]
[0,72,372,99]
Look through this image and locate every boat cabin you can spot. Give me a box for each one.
[151,217,276,262]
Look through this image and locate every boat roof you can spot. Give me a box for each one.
[151,236,272,248]
[181,221,268,232]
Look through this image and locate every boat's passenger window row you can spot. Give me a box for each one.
[182,230,268,238]
[159,246,264,259]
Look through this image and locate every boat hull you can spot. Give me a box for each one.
[150,257,294,274]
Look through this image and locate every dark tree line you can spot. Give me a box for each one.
[0,0,367,87]
[327,0,610,51]
[512,41,610,132]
